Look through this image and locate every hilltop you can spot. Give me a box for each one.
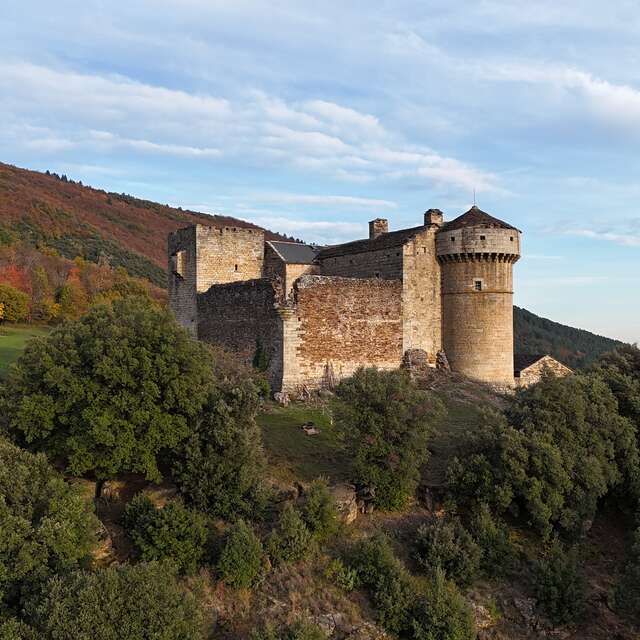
[0,162,290,287]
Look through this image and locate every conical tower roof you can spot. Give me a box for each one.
[440,205,519,232]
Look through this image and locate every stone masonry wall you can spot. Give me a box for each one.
[318,246,403,280]
[195,225,264,292]
[401,227,441,359]
[281,275,403,391]
[168,226,198,335]
[196,278,283,389]
[516,356,572,388]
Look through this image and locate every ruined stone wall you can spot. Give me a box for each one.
[284,263,317,296]
[196,278,283,389]
[195,225,264,292]
[281,275,403,391]
[168,226,198,335]
[318,246,403,279]
[401,227,441,359]
[516,356,572,388]
[263,242,285,281]
[440,257,516,386]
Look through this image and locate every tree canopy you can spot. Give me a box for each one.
[2,297,213,484]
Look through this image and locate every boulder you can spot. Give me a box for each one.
[330,483,359,525]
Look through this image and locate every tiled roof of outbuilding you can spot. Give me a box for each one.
[266,241,320,264]
[440,206,519,232]
[514,353,548,375]
[316,226,424,260]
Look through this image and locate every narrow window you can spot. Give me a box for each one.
[510,236,514,241]
[422,247,426,253]
[234,264,238,271]
[479,235,486,240]
[172,250,186,278]
[451,236,455,243]
[375,272,380,278]
[474,280,482,291]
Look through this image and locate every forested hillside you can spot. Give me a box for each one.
[514,306,624,369]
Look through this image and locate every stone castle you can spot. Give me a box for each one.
[168,205,523,392]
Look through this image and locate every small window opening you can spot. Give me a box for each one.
[510,236,514,241]
[375,272,381,278]
[480,235,486,240]
[173,250,186,278]
[450,236,455,242]
[234,264,238,271]
[474,280,482,291]
[422,247,427,253]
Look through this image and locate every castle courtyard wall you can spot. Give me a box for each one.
[281,275,403,391]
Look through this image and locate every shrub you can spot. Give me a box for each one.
[533,538,585,625]
[218,520,264,589]
[613,526,640,624]
[447,374,639,538]
[413,516,481,587]
[0,283,29,322]
[0,438,97,614]
[302,478,338,540]
[0,619,39,640]
[324,558,358,591]
[252,620,327,640]
[28,561,205,639]
[467,504,515,578]
[123,494,209,574]
[411,568,475,640]
[3,297,213,486]
[172,369,267,519]
[335,367,444,510]
[267,504,313,565]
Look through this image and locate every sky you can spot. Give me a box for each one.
[1,1,639,343]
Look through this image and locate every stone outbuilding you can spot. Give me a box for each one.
[514,354,573,388]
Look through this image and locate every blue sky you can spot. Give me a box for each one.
[1,1,639,343]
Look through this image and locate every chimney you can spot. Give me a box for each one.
[369,218,388,239]
[424,208,443,227]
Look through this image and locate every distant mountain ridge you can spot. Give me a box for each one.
[514,306,624,369]
[0,162,291,286]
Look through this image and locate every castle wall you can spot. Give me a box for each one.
[168,226,198,335]
[195,225,264,292]
[401,227,442,359]
[318,246,403,279]
[281,275,403,391]
[196,278,283,389]
[440,257,516,386]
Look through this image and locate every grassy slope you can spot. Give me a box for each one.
[0,324,49,375]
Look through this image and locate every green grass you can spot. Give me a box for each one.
[0,324,50,376]
[257,404,352,484]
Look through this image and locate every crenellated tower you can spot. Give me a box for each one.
[436,206,521,387]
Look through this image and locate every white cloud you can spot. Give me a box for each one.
[0,61,499,193]
[254,193,397,209]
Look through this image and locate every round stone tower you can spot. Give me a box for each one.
[436,206,521,387]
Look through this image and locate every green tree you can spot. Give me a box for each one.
[28,561,205,639]
[533,538,585,625]
[0,438,97,614]
[123,494,209,574]
[267,504,313,565]
[614,525,640,625]
[172,363,266,519]
[413,516,481,587]
[2,297,213,491]
[0,284,29,323]
[335,367,443,510]
[218,520,264,589]
[301,478,338,540]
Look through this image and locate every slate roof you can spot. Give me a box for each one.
[316,226,424,260]
[440,206,519,232]
[266,241,320,264]
[514,353,548,375]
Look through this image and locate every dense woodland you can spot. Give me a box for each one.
[0,292,639,639]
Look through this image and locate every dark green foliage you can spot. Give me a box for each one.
[301,478,338,540]
[2,297,213,483]
[324,558,358,591]
[349,535,474,639]
[122,494,209,574]
[252,338,270,372]
[335,367,443,510]
[267,504,313,565]
[0,439,97,614]
[218,520,264,589]
[0,284,30,322]
[448,374,639,538]
[614,526,640,625]
[0,619,39,640]
[533,538,585,625]
[172,359,266,519]
[467,504,515,578]
[251,620,328,640]
[410,568,475,640]
[413,516,481,587]
[28,561,205,639]
[514,306,623,369]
